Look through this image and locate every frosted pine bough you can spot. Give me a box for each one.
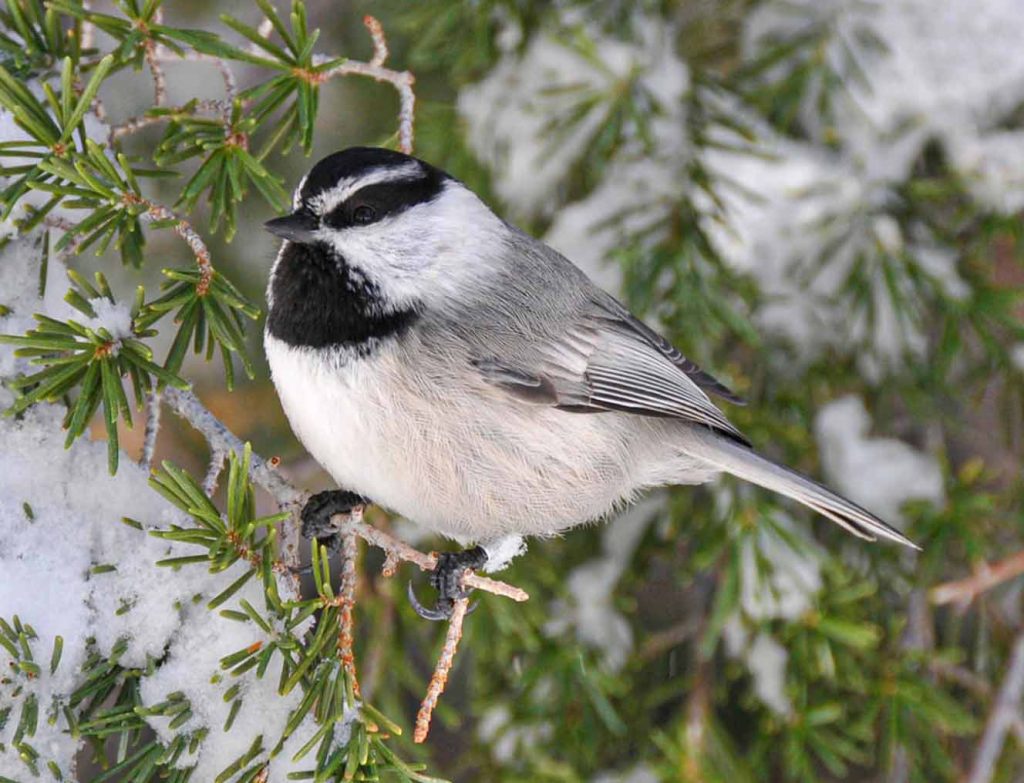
[0,5,511,780]
[2,0,1024,781]
[455,0,1016,763]
[460,0,1017,372]
[0,200,341,783]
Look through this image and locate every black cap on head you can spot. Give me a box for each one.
[299,147,441,202]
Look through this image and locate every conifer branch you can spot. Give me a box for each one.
[930,550,1024,608]
[343,515,530,603]
[158,383,528,738]
[414,597,470,744]
[135,197,216,294]
[162,386,529,591]
[142,36,167,107]
[336,523,360,697]
[162,387,303,507]
[161,386,530,593]
[108,100,229,143]
[202,445,227,495]
[140,390,161,470]
[308,16,415,154]
[967,633,1024,783]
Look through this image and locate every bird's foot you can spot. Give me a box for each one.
[300,489,368,554]
[407,546,488,621]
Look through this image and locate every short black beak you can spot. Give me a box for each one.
[264,211,318,243]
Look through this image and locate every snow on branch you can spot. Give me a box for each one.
[5,4,502,758]
[159,386,529,742]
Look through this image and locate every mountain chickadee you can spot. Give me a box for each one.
[264,147,918,619]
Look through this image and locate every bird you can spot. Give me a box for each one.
[263,146,918,619]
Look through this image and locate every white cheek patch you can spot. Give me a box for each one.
[320,186,508,308]
[306,163,425,216]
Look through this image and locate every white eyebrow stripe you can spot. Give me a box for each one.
[291,172,309,209]
[306,162,424,215]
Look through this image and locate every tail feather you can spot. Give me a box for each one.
[696,434,921,551]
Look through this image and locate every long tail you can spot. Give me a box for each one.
[695,434,920,550]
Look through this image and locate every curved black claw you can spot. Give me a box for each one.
[406,546,489,621]
[407,581,455,622]
[300,489,368,552]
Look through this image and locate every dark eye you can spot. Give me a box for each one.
[352,204,376,225]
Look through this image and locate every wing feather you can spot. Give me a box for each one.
[591,295,746,405]
[473,298,749,445]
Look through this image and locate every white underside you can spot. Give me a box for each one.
[265,334,718,542]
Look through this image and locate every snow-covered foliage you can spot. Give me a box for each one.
[4,0,1024,780]
[815,395,945,525]
[451,0,1020,775]
[0,232,328,781]
[458,14,689,223]
[545,497,662,672]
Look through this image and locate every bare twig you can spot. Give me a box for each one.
[414,597,469,743]
[141,37,167,107]
[135,199,215,295]
[931,551,1024,608]
[141,9,167,107]
[140,390,161,470]
[108,100,229,144]
[306,16,416,154]
[42,214,90,260]
[363,15,388,68]
[202,446,227,495]
[161,387,303,507]
[337,517,360,697]
[347,516,529,602]
[152,45,238,102]
[144,46,167,105]
[91,95,107,124]
[108,113,167,143]
[381,550,401,578]
[930,660,993,701]
[210,54,238,101]
[967,633,1024,783]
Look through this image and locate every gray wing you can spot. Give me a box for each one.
[589,294,745,405]
[472,296,749,446]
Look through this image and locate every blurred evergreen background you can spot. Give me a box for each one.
[3,1,1024,781]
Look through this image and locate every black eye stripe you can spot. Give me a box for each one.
[322,173,447,229]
